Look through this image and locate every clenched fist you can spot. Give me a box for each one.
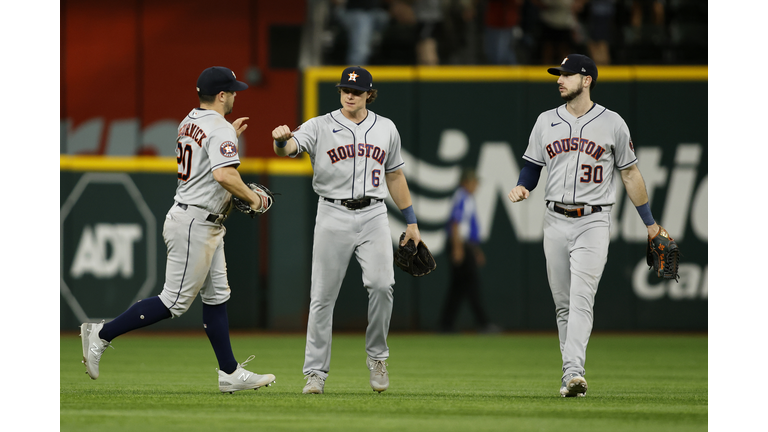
[272,125,293,142]
[508,185,530,202]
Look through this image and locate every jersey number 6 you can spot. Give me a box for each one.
[177,142,193,181]
[372,169,381,187]
[579,164,603,184]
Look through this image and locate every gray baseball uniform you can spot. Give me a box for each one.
[522,102,637,378]
[81,67,276,393]
[289,108,405,379]
[159,108,240,316]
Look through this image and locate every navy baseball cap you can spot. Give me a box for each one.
[547,54,598,84]
[196,66,248,95]
[336,66,374,92]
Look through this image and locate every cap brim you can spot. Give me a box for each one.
[336,83,372,92]
[230,80,248,91]
[548,66,574,76]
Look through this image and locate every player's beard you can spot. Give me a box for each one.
[561,83,584,102]
[224,100,234,115]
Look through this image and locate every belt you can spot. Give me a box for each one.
[323,197,383,210]
[176,203,226,223]
[549,202,602,218]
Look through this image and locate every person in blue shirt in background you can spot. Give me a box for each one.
[439,168,501,334]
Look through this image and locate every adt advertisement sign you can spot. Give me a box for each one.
[61,173,157,323]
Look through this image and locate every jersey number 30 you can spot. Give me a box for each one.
[177,142,193,181]
[579,164,603,183]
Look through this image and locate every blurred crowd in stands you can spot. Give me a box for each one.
[321,0,706,66]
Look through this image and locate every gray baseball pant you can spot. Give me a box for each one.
[303,199,395,379]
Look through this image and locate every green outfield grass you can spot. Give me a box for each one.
[60,332,707,432]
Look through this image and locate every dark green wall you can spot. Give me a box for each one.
[60,77,707,332]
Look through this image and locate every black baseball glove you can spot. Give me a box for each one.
[232,183,278,218]
[394,233,437,277]
[646,226,680,282]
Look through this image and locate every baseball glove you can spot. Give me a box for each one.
[394,233,437,277]
[232,183,278,217]
[646,226,680,282]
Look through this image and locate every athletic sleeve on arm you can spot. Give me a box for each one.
[517,160,544,191]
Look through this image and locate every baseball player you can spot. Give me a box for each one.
[271,66,422,394]
[80,66,276,393]
[508,54,670,397]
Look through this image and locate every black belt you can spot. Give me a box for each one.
[176,203,224,223]
[549,202,602,218]
[323,197,383,210]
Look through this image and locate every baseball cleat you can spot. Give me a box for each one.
[560,373,587,397]
[218,355,276,394]
[80,321,111,380]
[367,356,389,393]
[302,373,325,394]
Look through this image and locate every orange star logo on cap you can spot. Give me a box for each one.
[348,71,359,82]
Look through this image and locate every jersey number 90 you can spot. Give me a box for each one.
[177,142,193,181]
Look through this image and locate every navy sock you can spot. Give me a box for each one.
[202,302,238,374]
[99,296,172,342]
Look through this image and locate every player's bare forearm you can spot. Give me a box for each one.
[508,185,530,202]
[620,165,649,206]
[620,165,660,236]
[385,169,412,210]
[272,125,298,156]
[213,166,261,209]
[386,169,422,245]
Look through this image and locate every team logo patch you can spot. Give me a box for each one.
[348,71,359,82]
[292,125,302,132]
[629,139,635,152]
[220,141,238,157]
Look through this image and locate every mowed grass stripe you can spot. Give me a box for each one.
[61,333,707,432]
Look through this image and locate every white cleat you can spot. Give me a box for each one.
[560,373,588,397]
[80,321,111,380]
[218,355,276,394]
[367,356,389,393]
[302,373,325,394]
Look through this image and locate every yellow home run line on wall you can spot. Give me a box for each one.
[59,155,314,175]
[303,65,707,121]
[61,66,706,175]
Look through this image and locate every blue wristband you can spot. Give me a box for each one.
[401,205,417,225]
[636,202,655,226]
[276,140,287,148]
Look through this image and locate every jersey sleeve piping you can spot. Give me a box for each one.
[292,135,305,154]
[617,158,638,170]
[522,154,546,166]
[211,160,240,170]
[385,162,404,173]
